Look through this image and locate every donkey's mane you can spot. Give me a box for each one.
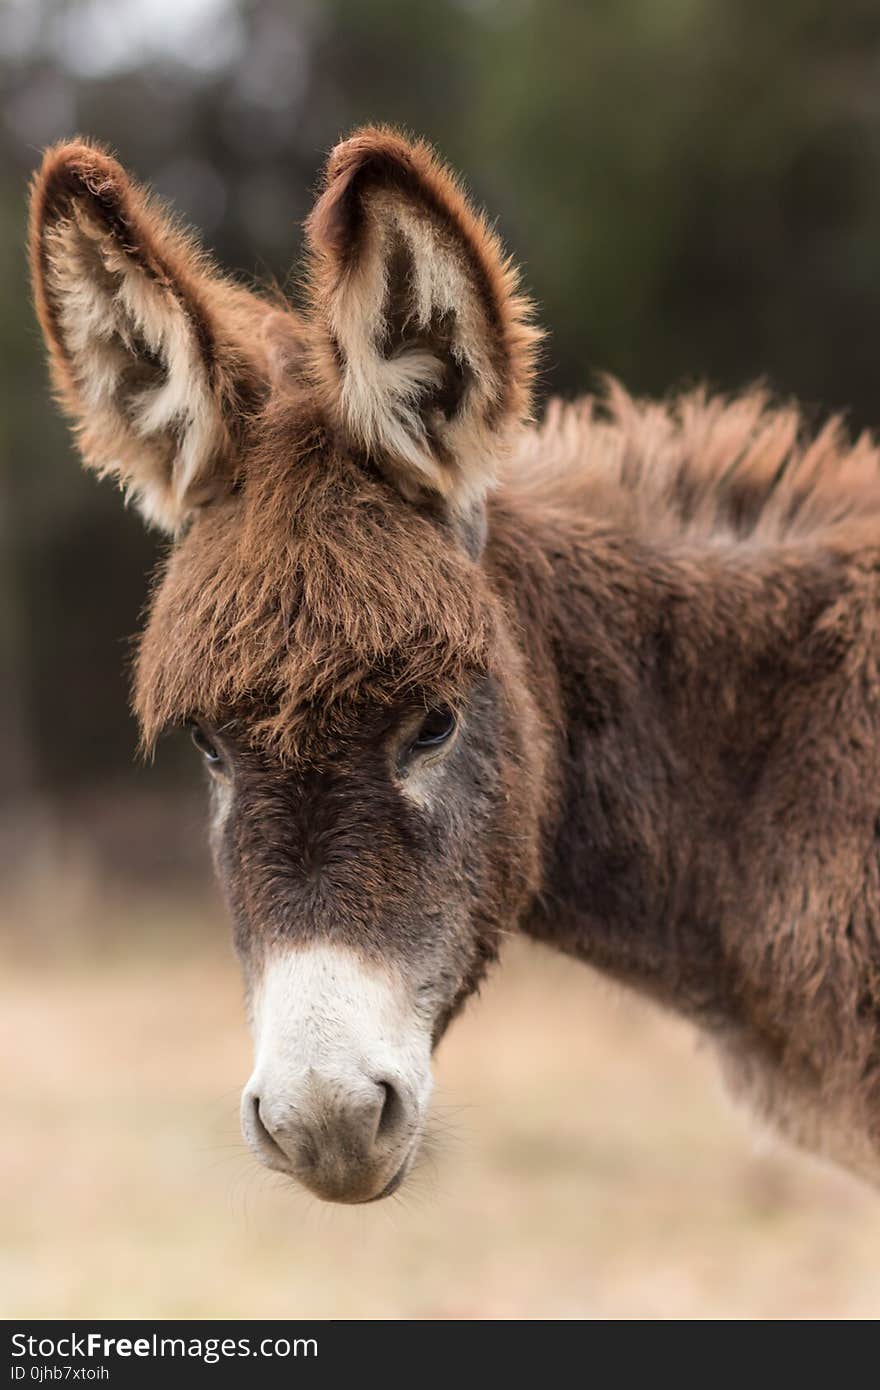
[508,381,880,545]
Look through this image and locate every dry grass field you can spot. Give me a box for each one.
[3,884,880,1320]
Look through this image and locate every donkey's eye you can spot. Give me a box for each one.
[190,723,222,767]
[411,705,457,752]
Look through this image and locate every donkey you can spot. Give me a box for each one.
[29,128,880,1203]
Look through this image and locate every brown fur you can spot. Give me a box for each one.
[28,128,880,1194]
[134,398,498,758]
[508,382,880,544]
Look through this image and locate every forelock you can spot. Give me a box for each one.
[133,399,496,759]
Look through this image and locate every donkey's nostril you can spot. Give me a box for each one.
[375,1078,404,1139]
[247,1092,289,1165]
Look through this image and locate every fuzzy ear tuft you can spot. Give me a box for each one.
[304,127,541,507]
[30,140,266,533]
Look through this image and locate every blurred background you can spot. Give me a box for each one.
[4,0,880,1319]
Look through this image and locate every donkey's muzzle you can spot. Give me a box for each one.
[239,945,433,1203]
[241,1069,415,1203]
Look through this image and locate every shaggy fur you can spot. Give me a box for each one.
[29,127,880,1195]
[134,399,498,758]
[508,382,880,544]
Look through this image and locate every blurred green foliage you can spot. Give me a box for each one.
[5,0,880,816]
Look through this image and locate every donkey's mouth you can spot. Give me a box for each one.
[305,1136,418,1205]
[363,1151,414,1203]
[287,1142,417,1205]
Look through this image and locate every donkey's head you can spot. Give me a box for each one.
[30,129,546,1202]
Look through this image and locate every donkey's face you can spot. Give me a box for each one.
[201,671,530,1203]
[30,128,543,1201]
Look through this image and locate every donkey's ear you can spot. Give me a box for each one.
[304,128,541,507]
[29,140,265,533]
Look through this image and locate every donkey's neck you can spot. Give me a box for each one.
[487,495,867,1028]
